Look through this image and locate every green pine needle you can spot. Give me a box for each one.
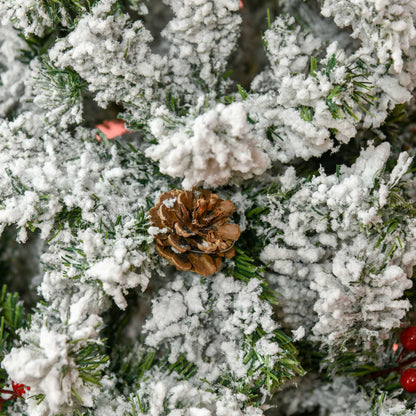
[0,285,29,391]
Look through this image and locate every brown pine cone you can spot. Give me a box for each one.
[148,189,241,276]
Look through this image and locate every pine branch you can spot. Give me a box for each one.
[312,55,376,122]
[37,57,88,106]
[71,342,109,388]
[227,247,279,306]
[18,30,58,63]
[219,328,305,405]
[0,285,29,364]
[0,285,30,412]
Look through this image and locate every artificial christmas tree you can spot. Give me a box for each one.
[0,0,415,415]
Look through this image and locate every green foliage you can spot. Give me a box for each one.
[382,103,408,138]
[164,92,189,117]
[45,205,151,285]
[19,338,110,415]
[49,207,91,244]
[237,84,249,100]
[0,285,29,413]
[2,2,414,414]
[15,1,99,64]
[378,102,413,155]
[301,105,314,122]
[219,327,305,405]
[18,30,58,63]
[123,339,303,413]
[321,340,407,401]
[223,245,305,405]
[109,343,156,390]
[35,0,97,31]
[266,125,284,142]
[323,56,375,121]
[4,167,30,196]
[310,56,317,77]
[16,0,146,64]
[128,394,149,415]
[37,58,88,107]
[71,341,109,388]
[111,139,162,183]
[0,285,29,383]
[228,248,279,306]
[163,355,198,381]
[242,177,309,256]
[363,168,416,272]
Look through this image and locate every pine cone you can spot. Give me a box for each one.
[148,189,241,276]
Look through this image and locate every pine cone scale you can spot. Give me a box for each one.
[215,200,235,217]
[167,233,190,253]
[174,222,195,237]
[196,240,218,252]
[177,191,193,210]
[158,204,178,227]
[156,245,192,271]
[188,253,217,276]
[171,253,192,271]
[214,223,241,241]
[223,247,235,258]
[148,207,164,228]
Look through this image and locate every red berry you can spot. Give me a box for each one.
[401,327,416,351]
[401,368,416,392]
[11,381,27,397]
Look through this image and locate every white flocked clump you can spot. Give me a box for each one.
[249,14,413,164]
[321,0,416,74]
[276,376,372,415]
[260,143,415,348]
[160,0,242,100]
[146,101,271,189]
[0,25,30,118]
[3,315,103,415]
[129,369,265,416]
[26,58,84,128]
[0,111,163,309]
[144,273,280,384]
[0,0,54,36]
[276,374,416,416]
[48,0,165,112]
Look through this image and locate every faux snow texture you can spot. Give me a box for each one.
[0,0,415,415]
[261,143,415,347]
